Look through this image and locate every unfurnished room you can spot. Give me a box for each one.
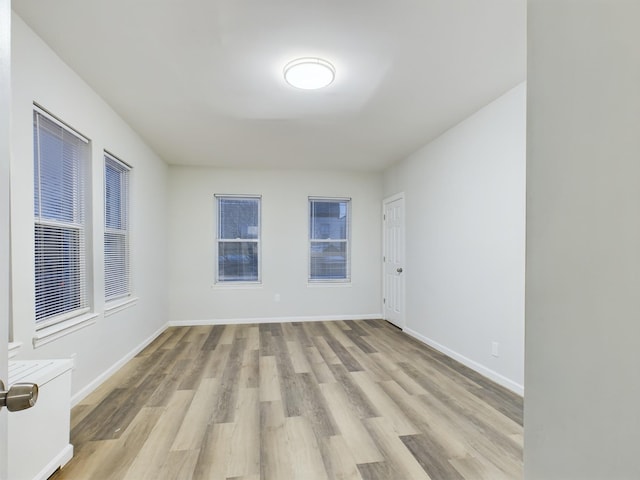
[1,1,640,479]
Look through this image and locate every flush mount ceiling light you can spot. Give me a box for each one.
[283,57,335,90]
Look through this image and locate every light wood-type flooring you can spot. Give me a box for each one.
[50,319,523,480]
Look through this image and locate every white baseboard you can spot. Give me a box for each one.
[403,327,524,396]
[34,443,73,480]
[168,313,383,327]
[70,323,168,406]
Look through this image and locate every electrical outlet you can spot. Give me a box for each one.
[491,342,499,357]
[274,293,281,302]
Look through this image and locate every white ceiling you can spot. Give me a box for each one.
[12,0,526,171]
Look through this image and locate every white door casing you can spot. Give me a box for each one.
[383,194,405,329]
[0,0,11,476]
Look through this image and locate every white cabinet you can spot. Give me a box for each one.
[8,360,73,480]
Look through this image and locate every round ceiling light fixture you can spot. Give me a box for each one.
[283,57,335,90]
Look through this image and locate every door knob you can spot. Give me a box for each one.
[396,267,403,273]
[0,380,39,412]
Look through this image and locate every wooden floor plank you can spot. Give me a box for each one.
[327,363,379,419]
[271,334,305,417]
[224,387,260,478]
[344,329,378,354]
[176,349,211,390]
[260,400,294,480]
[244,325,260,351]
[400,433,465,480]
[324,321,357,348]
[147,358,191,407]
[258,355,281,402]
[89,407,165,480]
[450,454,514,480]
[201,324,226,350]
[297,371,338,438]
[210,337,246,423]
[351,372,419,436]
[171,377,219,451]
[291,322,315,348]
[239,347,259,389]
[122,390,195,480]
[346,347,392,383]
[311,335,342,365]
[51,319,523,480]
[357,461,395,480]
[324,335,364,372]
[156,450,200,480]
[71,370,162,443]
[306,345,336,384]
[202,343,231,379]
[378,379,470,460]
[320,382,384,465]
[363,417,432,480]
[319,435,364,480]
[287,339,312,373]
[192,423,233,480]
[285,416,330,480]
[221,323,240,344]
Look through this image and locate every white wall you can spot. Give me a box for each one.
[383,83,526,393]
[10,15,169,402]
[525,2,640,478]
[168,167,382,323]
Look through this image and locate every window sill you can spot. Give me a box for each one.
[211,283,263,290]
[33,312,98,348]
[8,341,23,359]
[307,281,352,288]
[105,296,139,317]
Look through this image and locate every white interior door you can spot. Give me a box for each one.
[383,194,405,329]
[0,0,11,476]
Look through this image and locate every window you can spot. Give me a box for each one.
[33,108,90,324]
[215,195,261,283]
[104,152,131,301]
[309,197,351,281]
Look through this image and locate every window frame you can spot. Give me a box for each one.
[33,106,91,329]
[308,196,352,283]
[214,194,262,284]
[104,151,132,303]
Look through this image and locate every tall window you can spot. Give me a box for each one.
[33,108,90,324]
[104,152,131,301]
[216,195,261,283]
[309,197,351,281]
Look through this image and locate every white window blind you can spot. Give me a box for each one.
[104,152,131,301]
[33,108,90,324]
[215,195,261,283]
[309,197,351,281]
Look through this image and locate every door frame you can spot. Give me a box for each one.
[382,192,405,329]
[0,0,11,476]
